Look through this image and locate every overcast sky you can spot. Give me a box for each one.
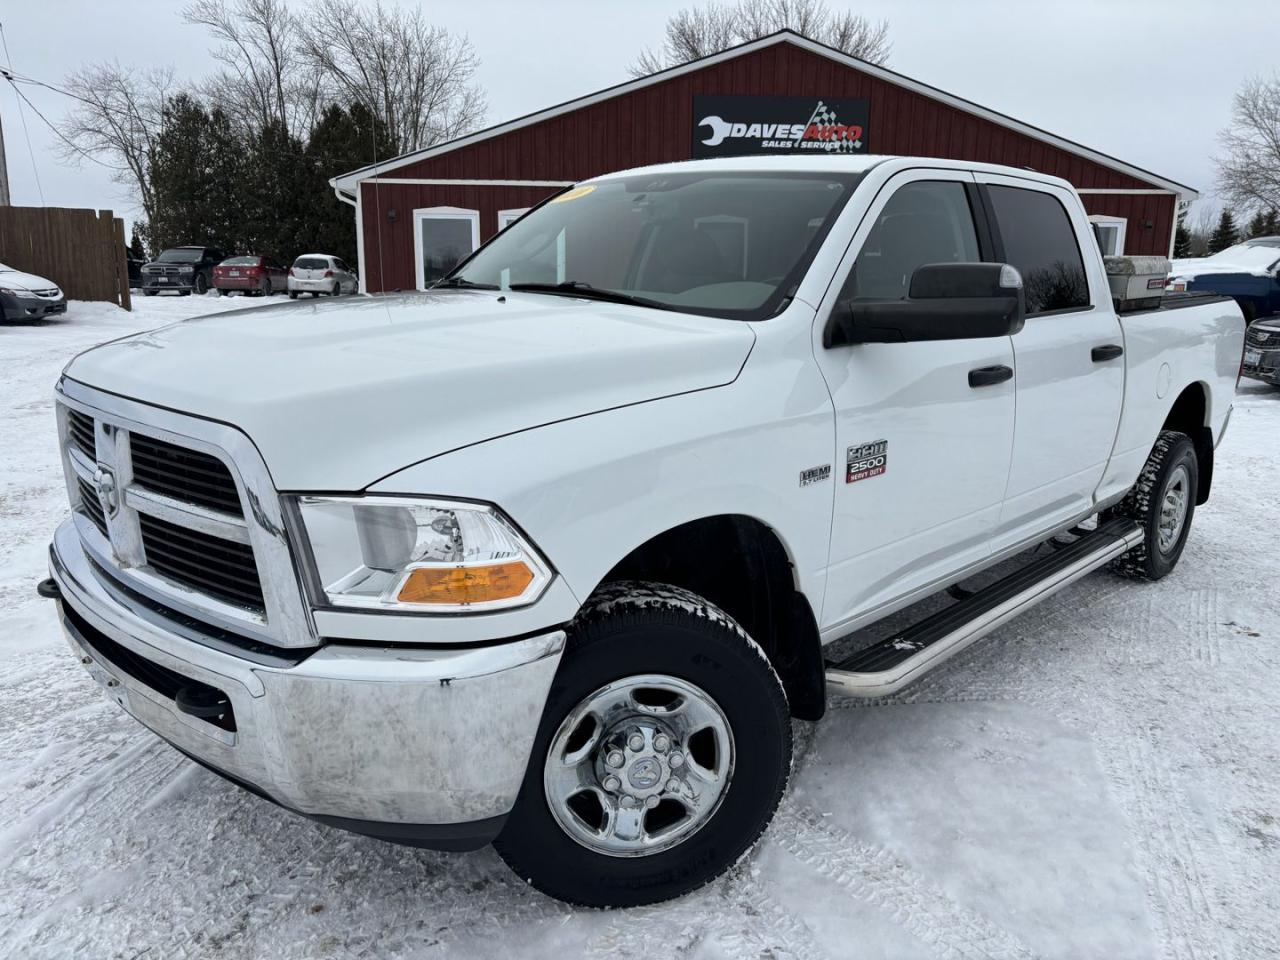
[1,0,1272,235]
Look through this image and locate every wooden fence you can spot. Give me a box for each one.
[0,206,131,310]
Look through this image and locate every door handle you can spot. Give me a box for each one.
[968,364,1013,388]
[1092,344,1124,362]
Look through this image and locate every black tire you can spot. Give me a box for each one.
[216,288,226,297]
[330,282,340,296]
[288,291,298,300]
[194,273,208,295]
[259,277,271,297]
[1108,430,1198,581]
[494,581,791,907]
[143,290,157,297]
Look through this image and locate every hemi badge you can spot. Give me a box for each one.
[799,465,832,487]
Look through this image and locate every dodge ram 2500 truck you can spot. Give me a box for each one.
[41,156,1245,908]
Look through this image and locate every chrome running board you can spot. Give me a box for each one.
[824,518,1143,699]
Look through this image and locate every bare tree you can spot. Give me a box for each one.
[1216,73,1280,218]
[59,62,176,226]
[300,1,486,155]
[183,0,324,137]
[631,0,890,77]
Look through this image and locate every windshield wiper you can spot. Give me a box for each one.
[507,281,672,311]
[433,276,499,290]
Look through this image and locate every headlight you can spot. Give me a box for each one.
[293,496,552,612]
[179,265,194,273]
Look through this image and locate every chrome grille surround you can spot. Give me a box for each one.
[56,377,315,649]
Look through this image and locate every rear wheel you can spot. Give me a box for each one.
[1108,430,1198,581]
[288,290,298,300]
[259,277,271,296]
[330,281,340,296]
[494,582,791,907]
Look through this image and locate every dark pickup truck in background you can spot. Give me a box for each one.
[140,247,225,296]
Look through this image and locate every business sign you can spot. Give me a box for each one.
[692,95,870,158]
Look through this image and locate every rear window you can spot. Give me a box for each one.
[222,256,260,266]
[986,185,1090,314]
[294,257,329,270]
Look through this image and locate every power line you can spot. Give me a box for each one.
[0,22,43,203]
[3,76,126,174]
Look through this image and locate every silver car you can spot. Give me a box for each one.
[287,254,358,298]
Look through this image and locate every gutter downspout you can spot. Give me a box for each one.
[331,183,365,294]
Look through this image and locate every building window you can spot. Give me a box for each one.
[413,207,480,289]
[1088,215,1127,257]
[694,215,750,278]
[498,208,529,231]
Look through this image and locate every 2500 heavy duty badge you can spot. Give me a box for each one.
[846,440,888,483]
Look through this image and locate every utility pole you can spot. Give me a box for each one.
[0,110,10,206]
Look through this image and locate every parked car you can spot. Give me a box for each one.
[213,255,288,296]
[126,255,146,289]
[0,261,66,321]
[1242,316,1280,386]
[140,246,225,296]
[42,156,1245,908]
[1167,236,1280,322]
[287,254,358,297]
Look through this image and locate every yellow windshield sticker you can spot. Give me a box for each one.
[551,185,596,203]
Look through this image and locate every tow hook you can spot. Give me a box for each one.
[36,578,61,600]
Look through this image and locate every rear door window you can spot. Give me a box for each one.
[986,185,1090,314]
[848,180,981,301]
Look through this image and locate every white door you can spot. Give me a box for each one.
[813,170,1016,632]
[976,174,1125,553]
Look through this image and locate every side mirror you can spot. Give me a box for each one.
[824,262,1026,348]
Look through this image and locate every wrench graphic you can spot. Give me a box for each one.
[699,115,733,147]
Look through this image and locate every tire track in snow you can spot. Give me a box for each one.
[773,803,1039,960]
[581,871,829,960]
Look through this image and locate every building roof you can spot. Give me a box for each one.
[330,30,1198,200]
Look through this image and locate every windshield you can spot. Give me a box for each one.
[447,171,860,320]
[1203,243,1280,270]
[158,249,203,262]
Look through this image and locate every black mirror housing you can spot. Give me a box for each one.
[825,262,1026,348]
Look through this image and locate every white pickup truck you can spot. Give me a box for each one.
[42,156,1245,907]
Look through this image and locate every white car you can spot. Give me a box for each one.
[42,156,1244,908]
[0,261,66,322]
[287,254,358,298]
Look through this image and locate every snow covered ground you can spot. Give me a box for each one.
[1,297,1278,959]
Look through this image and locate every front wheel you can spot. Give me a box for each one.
[194,273,208,295]
[1108,430,1198,581]
[494,582,791,907]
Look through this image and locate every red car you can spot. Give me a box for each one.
[212,255,288,296]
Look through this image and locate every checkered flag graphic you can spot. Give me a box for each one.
[807,100,863,152]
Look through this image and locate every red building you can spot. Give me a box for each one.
[330,30,1196,294]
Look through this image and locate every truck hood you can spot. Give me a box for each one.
[65,292,756,489]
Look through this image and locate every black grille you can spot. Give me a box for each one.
[130,434,243,516]
[139,513,264,611]
[77,477,109,537]
[62,601,236,732]
[67,409,96,459]
[1246,326,1278,349]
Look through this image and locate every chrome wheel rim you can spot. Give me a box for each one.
[1157,464,1190,553]
[543,674,734,858]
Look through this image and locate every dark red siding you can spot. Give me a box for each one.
[360,41,1179,290]
[1079,193,1177,257]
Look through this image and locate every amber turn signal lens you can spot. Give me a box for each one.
[396,561,535,605]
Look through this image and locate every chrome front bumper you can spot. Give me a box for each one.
[49,518,564,848]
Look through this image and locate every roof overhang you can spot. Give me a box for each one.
[330,30,1198,201]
